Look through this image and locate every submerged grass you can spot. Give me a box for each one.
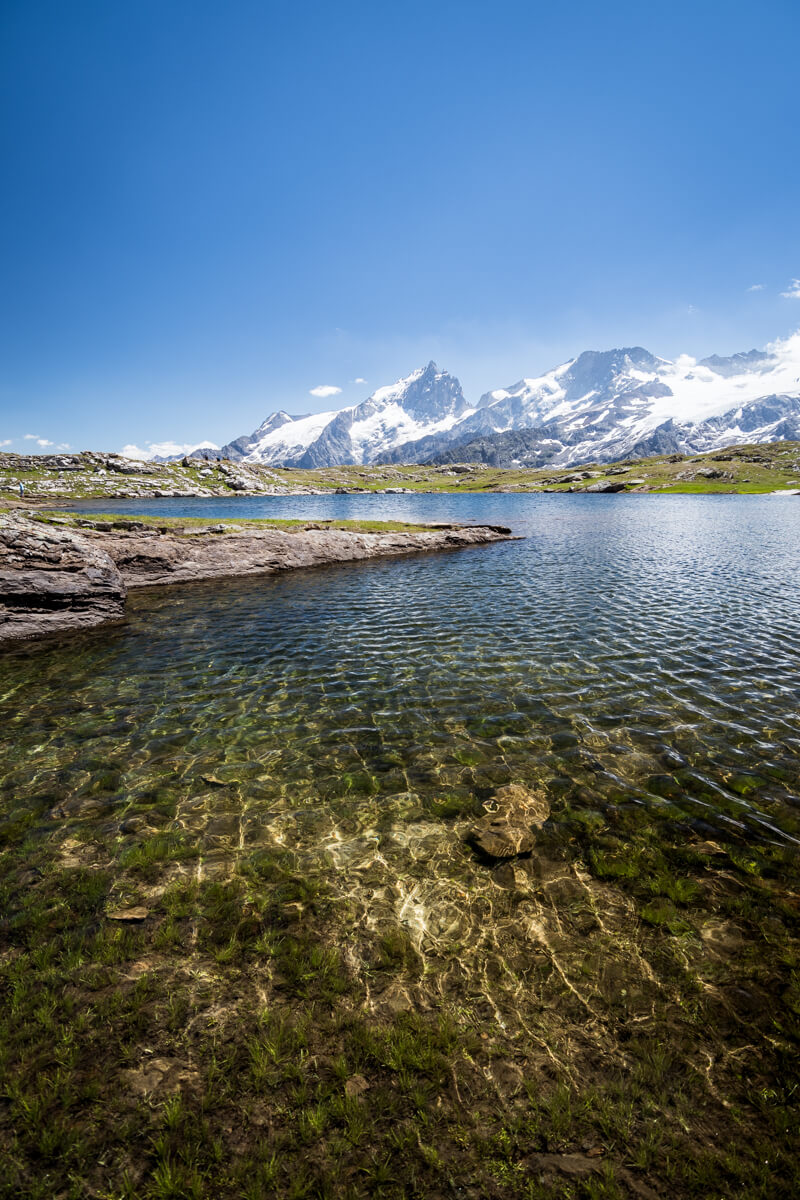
[1,801,799,1199]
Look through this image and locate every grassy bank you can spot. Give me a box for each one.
[28,512,447,536]
[2,440,800,501]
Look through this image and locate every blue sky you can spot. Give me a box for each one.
[1,0,799,456]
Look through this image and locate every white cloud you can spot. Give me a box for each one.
[23,433,40,440]
[747,283,764,291]
[37,438,54,447]
[781,279,800,299]
[0,439,11,447]
[57,443,71,451]
[686,305,698,314]
[309,385,342,398]
[119,440,220,461]
[354,377,367,384]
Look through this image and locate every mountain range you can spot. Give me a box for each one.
[175,333,800,469]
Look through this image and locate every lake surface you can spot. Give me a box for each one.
[3,492,800,1193]
[4,493,799,861]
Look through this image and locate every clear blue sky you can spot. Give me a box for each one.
[2,0,799,455]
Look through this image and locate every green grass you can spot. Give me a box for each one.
[29,510,447,535]
[2,439,800,500]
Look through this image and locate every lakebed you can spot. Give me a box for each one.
[1,492,799,1198]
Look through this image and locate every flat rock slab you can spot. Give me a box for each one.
[107,906,150,922]
[0,514,511,644]
[122,1056,199,1098]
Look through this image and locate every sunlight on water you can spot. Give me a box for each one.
[2,493,799,1026]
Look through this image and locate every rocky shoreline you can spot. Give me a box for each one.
[0,512,511,644]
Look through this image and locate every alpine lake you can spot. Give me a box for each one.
[2,492,799,1200]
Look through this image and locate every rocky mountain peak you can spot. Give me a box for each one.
[389,362,470,422]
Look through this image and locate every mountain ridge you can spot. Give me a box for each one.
[156,333,800,469]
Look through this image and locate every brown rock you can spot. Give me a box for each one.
[122,1056,198,1098]
[0,514,126,643]
[493,783,550,827]
[467,820,534,859]
[107,906,149,922]
[466,782,549,860]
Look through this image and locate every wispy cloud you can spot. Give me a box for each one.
[747,283,764,291]
[354,377,367,384]
[119,440,220,461]
[20,434,69,449]
[309,385,342,398]
[0,439,11,447]
[781,279,800,299]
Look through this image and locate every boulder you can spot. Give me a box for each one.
[584,481,626,493]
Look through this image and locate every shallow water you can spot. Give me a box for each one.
[4,493,800,1192]
[15,491,797,845]
[5,495,799,954]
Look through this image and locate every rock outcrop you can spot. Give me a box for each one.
[0,513,511,644]
[0,513,127,642]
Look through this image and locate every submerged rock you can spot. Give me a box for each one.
[465,782,550,860]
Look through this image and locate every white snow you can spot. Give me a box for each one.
[243,407,343,462]
[348,402,476,462]
[189,330,800,470]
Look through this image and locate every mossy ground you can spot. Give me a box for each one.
[28,512,445,535]
[1,777,798,1199]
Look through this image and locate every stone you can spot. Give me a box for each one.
[584,481,626,493]
[107,906,150,922]
[1,514,511,644]
[467,820,535,859]
[493,783,550,827]
[344,1074,370,1098]
[122,1056,198,1098]
[0,513,127,643]
[465,782,549,860]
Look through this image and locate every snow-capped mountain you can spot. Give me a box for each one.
[146,332,800,470]
[218,362,473,466]
[380,333,800,467]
